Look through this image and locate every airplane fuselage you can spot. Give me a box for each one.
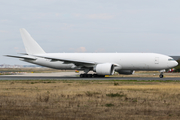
[22,53,178,71]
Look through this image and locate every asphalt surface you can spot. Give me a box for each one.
[1,76,180,80]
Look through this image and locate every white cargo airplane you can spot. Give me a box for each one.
[5,28,178,78]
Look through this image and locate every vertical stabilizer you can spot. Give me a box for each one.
[20,28,45,54]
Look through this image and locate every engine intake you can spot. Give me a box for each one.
[94,63,114,75]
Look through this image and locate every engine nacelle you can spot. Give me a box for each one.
[117,70,135,75]
[94,63,115,75]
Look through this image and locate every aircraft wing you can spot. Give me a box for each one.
[5,55,37,60]
[34,55,96,65]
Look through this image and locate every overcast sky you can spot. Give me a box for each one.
[1,0,180,65]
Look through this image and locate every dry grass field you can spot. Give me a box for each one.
[0,80,180,120]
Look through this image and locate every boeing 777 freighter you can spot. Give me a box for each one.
[5,28,178,78]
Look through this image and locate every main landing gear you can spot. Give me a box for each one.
[80,74,105,78]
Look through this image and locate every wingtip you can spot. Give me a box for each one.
[4,55,9,57]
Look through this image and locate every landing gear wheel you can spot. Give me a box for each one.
[87,74,92,78]
[159,74,164,78]
[92,74,105,78]
[80,74,83,78]
[84,74,88,78]
[80,74,92,78]
[92,74,97,78]
[80,74,105,78]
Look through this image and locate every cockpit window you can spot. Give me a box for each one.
[168,59,175,61]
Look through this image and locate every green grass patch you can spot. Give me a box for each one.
[84,91,101,96]
[105,103,114,107]
[106,92,126,97]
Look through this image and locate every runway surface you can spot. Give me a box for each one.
[1,72,180,80]
[1,75,180,80]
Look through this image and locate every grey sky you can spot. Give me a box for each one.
[1,0,180,64]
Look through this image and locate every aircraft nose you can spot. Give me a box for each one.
[168,60,178,68]
[175,61,178,66]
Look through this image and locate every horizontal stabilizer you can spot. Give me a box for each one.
[5,55,37,60]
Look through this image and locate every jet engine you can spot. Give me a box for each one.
[116,70,135,75]
[94,63,115,75]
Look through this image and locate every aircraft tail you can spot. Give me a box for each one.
[20,28,46,55]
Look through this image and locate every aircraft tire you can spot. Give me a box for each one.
[92,74,105,78]
[80,74,93,78]
[80,74,83,78]
[80,74,105,78]
[159,74,164,78]
[92,74,97,78]
[84,74,88,78]
[88,74,92,78]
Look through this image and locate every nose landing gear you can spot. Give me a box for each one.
[159,70,165,78]
[159,73,164,78]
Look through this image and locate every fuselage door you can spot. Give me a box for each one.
[155,57,159,64]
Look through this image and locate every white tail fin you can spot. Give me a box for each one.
[20,28,45,54]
